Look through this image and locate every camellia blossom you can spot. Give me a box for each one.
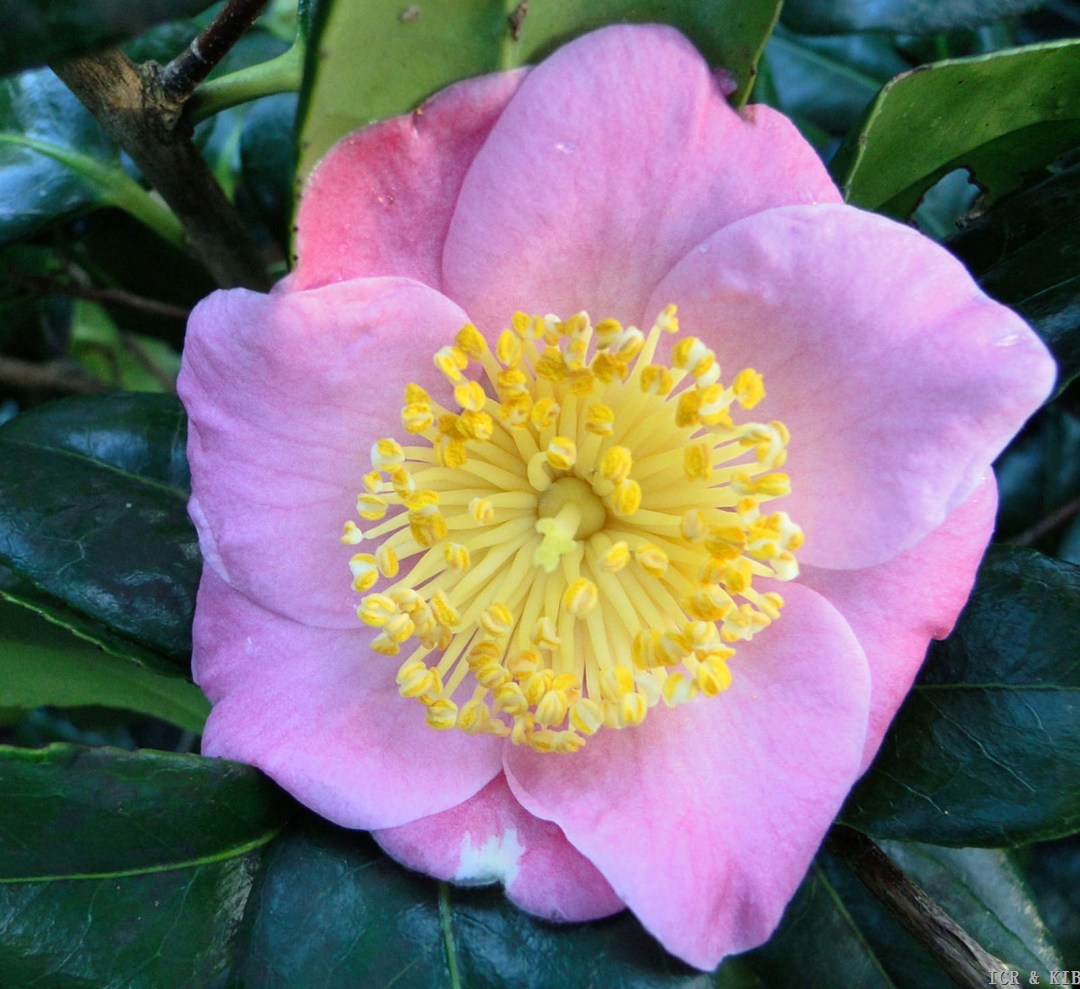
[179,25,1055,970]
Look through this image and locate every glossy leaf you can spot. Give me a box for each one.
[0,597,208,731]
[0,745,291,988]
[0,393,198,663]
[843,547,1080,846]
[0,68,182,246]
[227,818,757,988]
[949,164,1080,393]
[781,0,1046,35]
[0,0,214,76]
[297,0,781,180]
[833,39,1080,219]
[1026,834,1080,962]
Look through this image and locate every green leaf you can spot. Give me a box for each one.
[781,0,1046,35]
[0,67,183,247]
[227,818,756,988]
[843,546,1080,846]
[0,745,291,988]
[0,597,208,731]
[297,0,781,181]
[0,393,198,663]
[833,39,1080,219]
[0,0,215,76]
[1026,834,1080,961]
[949,164,1080,393]
[68,299,181,391]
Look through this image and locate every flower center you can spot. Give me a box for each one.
[342,306,803,754]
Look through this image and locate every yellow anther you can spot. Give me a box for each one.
[661,671,695,707]
[546,437,577,471]
[459,409,494,441]
[467,640,503,668]
[734,472,791,499]
[443,542,471,571]
[430,590,461,628]
[566,368,597,396]
[362,471,383,494]
[535,347,568,381]
[408,509,447,547]
[496,329,522,365]
[696,655,733,696]
[599,445,632,485]
[618,692,648,728]
[771,552,799,581]
[569,698,605,735]
[371,438,405,471]
[397,659,435,697]
[507,649,542,679]
[426,698,459,730]
[675,388,702,427]
[704,526,747,561]
[584,403,615,436]
[611,479,642,517]
[612,327,645,361]
[563,578,599,618]
[532,616,560,651]
[733,368,765,408]
[680,509,708,541]
[511,311,539,338]
[599,540,630,573]
[698,383,733,427]
[522,670,553,706]
[497,366,528,395]
[375,544,399,578]
[436,437,468,468]
[592,352,628,383]
[385,612,416,643]
[493,681,528,715]
[594,318,622,348]
[474,661,510,689]
[656,303,679,332]
[434,345,468,383]
[402,401,434,433]
[536,689,570,727]
[684,443,712,481]
[404,383,430,405]
[349,553,378,592]
[498,392,532,427]
[600,666,635,702]
[454,380,487,412]
[469,497,494,524]
[340,520,364,545]
[684,584,735,622]
[358,593,397,626]
[529,396,560,429]
[455,323,487,358]
[672,337,715,378]
[634,543,668,577]
[457,699,492,734]
[391,466,416,497]
[356,494,388,520]
[640,364,674,395]
[721,558,753,594]
[480,602,515,637]
[391,588,423,612]
[371,632,400,656]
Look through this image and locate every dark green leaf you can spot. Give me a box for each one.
[0,393,198,663]
[0,597,208,731]
[949,164,1080,393]
[239,92,299,249]
[0,0,215,75]
[843,546,1080,845]
[297,0,781,180]
[0,67,182,246]
[1026,834,1080,961]
[833,39,1080,219]
[0,745,291,988]
[781,0,1046,35]
[228,818,756,988]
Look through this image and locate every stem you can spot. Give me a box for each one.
[52,49,272,290]
[11,276,190,323]
[0,356,109,395]
[1010,494,1080,547]
[188,44,303,124]
[827,826,1012,989]
[157,0,271,106]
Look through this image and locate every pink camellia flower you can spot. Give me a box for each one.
[178,25,1054,970]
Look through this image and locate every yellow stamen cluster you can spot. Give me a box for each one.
[343,306,802,753]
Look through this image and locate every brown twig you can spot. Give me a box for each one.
[119,332,177,393]
[10,274,190,322]
[0,356,110,395]
[52,49,272,291]
[1010,494,1080,547]
[157,0,271,108]
[827,826,1012,989]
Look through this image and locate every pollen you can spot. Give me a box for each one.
[344,306,802,753]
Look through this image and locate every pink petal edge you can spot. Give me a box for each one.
[179,276,468,629]
[374,774,624,922]
[505,581,871,970]
[442,24,841,334]
[194,568,503,830]
[647,203,1054,570]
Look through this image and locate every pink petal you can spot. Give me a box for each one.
[442,24,840,333]
[647,203,1054,570]
[801,477,998,772]
[178,276,467,628]
[292,70,525,292]
[194,569,502,829]
[374,774,624,921]
[504,581,871,970]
